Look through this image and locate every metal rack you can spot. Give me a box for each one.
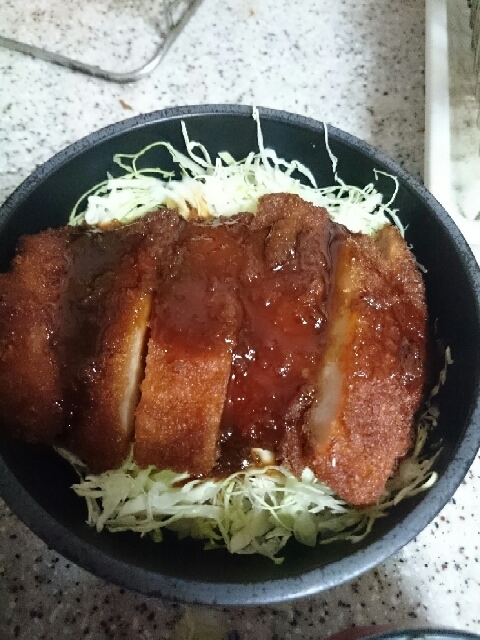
[0,0,202,83]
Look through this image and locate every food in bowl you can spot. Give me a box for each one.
[0,109,444,561]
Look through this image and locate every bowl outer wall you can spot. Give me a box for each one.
[0,104,480,605]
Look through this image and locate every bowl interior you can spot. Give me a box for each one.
[1,105,480,605]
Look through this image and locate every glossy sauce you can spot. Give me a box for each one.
[143,198,346,476]
[150,221,247,354]
[58,212,186,472]
[60,227,143,431]
[217,237,331,472]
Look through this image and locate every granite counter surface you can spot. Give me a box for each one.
[0,1,479,639]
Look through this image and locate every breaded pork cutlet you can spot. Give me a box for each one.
[0,229,71,442]
[63,210,184,473]
[0,209,185,473]
[0,194,427,505]
[134,222,246,476]
[217,194,347,474]
[304,224,427,505]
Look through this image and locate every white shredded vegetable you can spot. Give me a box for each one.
[62,109,445,561]
[61,399,441,562]
[69,107,402,236]
[60,349,450,562]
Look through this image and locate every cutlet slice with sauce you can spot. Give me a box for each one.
[305,225,427,506]
[217,194,347,475]
[0,192,428,506]
[63,211,184,473]
[134,222,246,476]
[0,229,71,442]
[0,209,184,472]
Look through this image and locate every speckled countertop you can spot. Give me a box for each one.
[0,1,479,639]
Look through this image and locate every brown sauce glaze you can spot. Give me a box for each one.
[61,212,182,429]
[0,196,427,501]
[134,219,248,475]
[60,210,185,471]
[305,225,427,505]
[133,195,347,478]
[214,195,347,475]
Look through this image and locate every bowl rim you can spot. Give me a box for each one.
[1,103,480,605]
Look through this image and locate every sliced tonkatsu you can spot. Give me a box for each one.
[304,225,426,505]
[134,221,246,476]
[0,228,71,442]
[61,210,185,473]
[0,196,427,505]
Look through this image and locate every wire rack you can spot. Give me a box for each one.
[0,0,202,83]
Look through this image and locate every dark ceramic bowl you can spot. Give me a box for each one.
[1,105,480,605]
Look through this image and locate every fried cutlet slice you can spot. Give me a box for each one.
[64,211,184,473]
[134,223,245,476]
[134,337,235,475]
[217,194,347,471]
[304,225,427,506]
[0,229,71,442]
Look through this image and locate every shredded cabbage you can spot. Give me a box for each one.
[69,107,403,236]
[62,385,442,563]
[62,109,446,561]
[61,343,448,563]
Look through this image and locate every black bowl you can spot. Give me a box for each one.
[1,105,480,605]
